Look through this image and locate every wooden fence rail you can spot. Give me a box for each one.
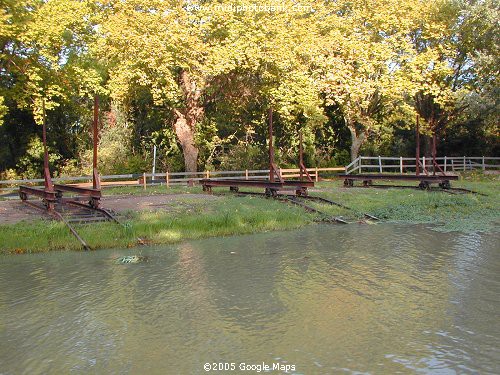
[0,167,345,191]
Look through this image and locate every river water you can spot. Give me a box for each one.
[0,224,499,374]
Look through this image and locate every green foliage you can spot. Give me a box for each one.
[0,0,498,176]
[218,143,269,171]
[16,136,61,179]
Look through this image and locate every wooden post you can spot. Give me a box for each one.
[143,172,147,190]
[423,156,426,172]
[482,156,485,171]
[463,156,466,171]
[378,156,382,173]
[315,166,319,182]
[166,170,170,188]
[400,156,403,174]
[359,157,362,173]
[245,169,248,180]
[451,159,455,172]
[206,170,210,179]
[444,156,447,173]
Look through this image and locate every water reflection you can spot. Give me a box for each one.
[0,224,498,374]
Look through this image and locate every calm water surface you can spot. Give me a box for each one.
[0,224,499,374]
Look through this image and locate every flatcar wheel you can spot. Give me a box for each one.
[439,181,451,189]
[90,198,100,209]
[418,181,430,190]
[344,179,354,187]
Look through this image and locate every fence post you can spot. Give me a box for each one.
[423,156,426,172]
[359,157,362,174]
[378,156,382,173]
[444,156,447,173]
[245,169,248,180]
[400,156,403,174]
[166,171,170,188]
[463,156,466,171]
[315,167,319,182]
[482,156,485,171]
[206,170,210,179]
[143,172,147,190]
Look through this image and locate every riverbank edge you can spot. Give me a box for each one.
[1,177,498,254]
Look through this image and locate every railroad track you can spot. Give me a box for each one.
[228,190,379,224]
[22,199,121,251]
[355,184,487,196]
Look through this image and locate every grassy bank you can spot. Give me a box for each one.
[312,177,499,232]
[0,196,312,254]
[0,173,498,254]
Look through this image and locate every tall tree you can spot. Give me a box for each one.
[316,0,423,160]
[96,0,325,172]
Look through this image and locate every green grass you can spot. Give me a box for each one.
[0,195,312,254]
[0,173,498,254]
[312,174,499,232]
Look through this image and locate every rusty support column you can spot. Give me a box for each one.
[41,99,55,210]
[92,95,101,190]
[42,100,54,192]
[432,132,437,176]
[416,115,420,176]
[268,108,275,182]
[299,131,304,181]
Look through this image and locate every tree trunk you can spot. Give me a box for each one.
[173,70,204,173]
[348,125,366,161]
[173,113,198,173]
[423,134,432,158]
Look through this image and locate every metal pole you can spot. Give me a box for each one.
[432,132,437,176]
[42,99,54,192]
[268,108,275,182]
[416,115,420,176]
[152,145,157,180]
[299,131,304,181]
[93,96,98,170]
[92,95,101,190]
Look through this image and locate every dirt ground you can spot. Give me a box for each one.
[0,193,221,225]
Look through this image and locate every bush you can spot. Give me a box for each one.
[218,143,269,170]
[16,136,61,179]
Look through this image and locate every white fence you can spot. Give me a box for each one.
[345,156,500,175]
[0,167,345,191]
